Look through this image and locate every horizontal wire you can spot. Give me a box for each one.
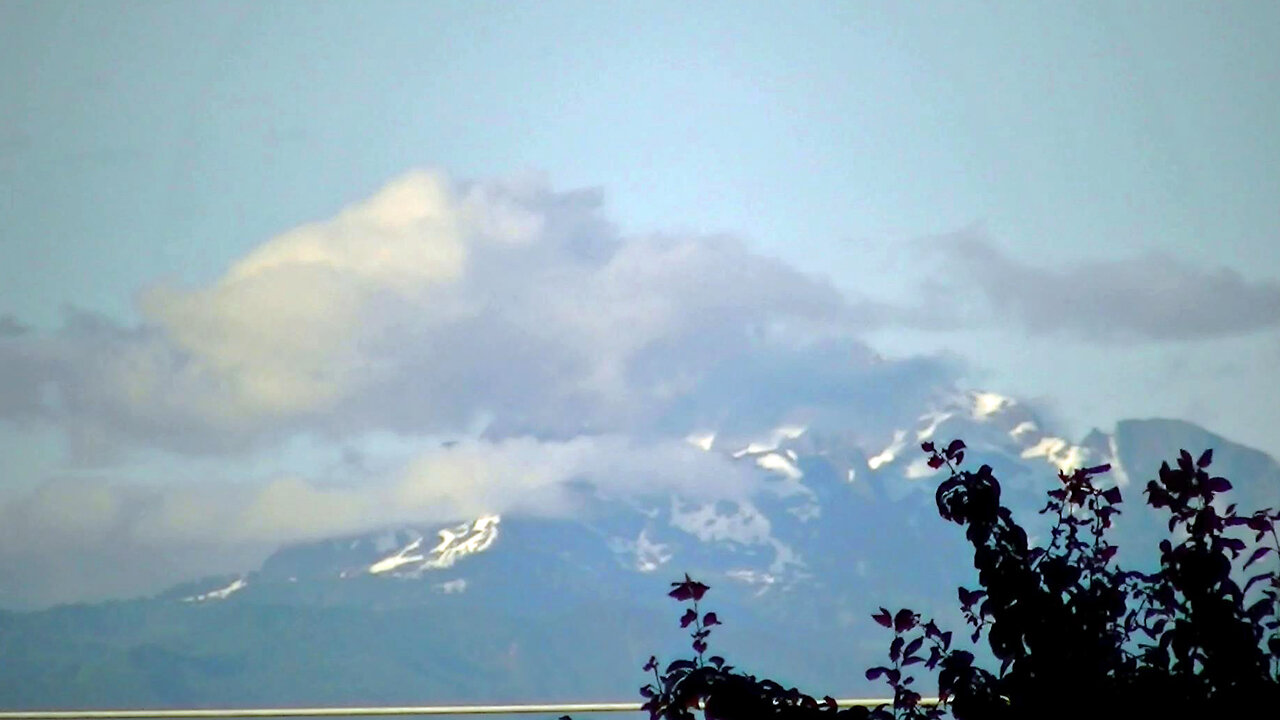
[0,698,940,718]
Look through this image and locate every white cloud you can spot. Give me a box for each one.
[0,435,763,605]
[1,168,954,456]
[0,168,965,605]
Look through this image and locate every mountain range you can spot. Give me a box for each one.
[2,390,1277,709]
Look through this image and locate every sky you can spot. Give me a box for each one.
[1,1,1279,606]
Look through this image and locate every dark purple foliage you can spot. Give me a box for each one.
[573,439,1279,720]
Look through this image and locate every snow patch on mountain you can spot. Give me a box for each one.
[916,411,954,443]
[868,429,908,470]
[668,497,802,577]
[971,392,1014,420]
[731,426,807,458]
[368,515,501,576]
[686,432,716,452]
[861,389,1131,487]
[1009,421,1038,440]
[1020,437,1092,473]
[436,579,468,594]
[904,457,935,480]
[610,529,674,572]
[183,577,247,602]
[426,515,500,569]
[368,536,426,574]
[670,499,774,546]
[756,452,802,480]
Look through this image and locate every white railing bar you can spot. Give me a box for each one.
[0,699,939,718]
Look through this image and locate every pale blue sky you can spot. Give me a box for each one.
[6,1,1278,320]
[2,1,1279,604]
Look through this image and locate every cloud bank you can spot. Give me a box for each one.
[0,435,770,605]
[0,169,964,605]
[2,171,949,458]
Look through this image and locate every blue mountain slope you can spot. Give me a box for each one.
[2,391,1277,708]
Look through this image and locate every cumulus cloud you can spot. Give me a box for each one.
[0,168,968,604]
[0,169,954,456]
[912,231,1280,341]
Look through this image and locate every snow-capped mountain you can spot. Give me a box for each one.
[175,389,1278,616]
[256,515,501,581]
[8,388,1279,709]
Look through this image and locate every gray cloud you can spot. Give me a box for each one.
[0,169,969,605]
[910,231,1280,342]
[0,170,956,457]
[0,435,769,606]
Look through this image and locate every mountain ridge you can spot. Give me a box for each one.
[3,389,1277,708]
[163,389,1277,615]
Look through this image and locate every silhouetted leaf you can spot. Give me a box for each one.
[666,659,695,673]
[1219,536,1246,555]
[1205,476,1232,493]
[921,441,935,453]
[893,609,917,633]
[1197,449,1213,468]
[1178,449,1194,472]
[958,587,984,608]
[680,608,697,628]
[702,612,720,626]
[1246,597,1274,621]
[1247,515,1273,533]
[639,448,1279,720]
[904,637,923,656]
[1244,568,1274,591]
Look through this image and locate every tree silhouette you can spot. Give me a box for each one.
[604,440,1280,720]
